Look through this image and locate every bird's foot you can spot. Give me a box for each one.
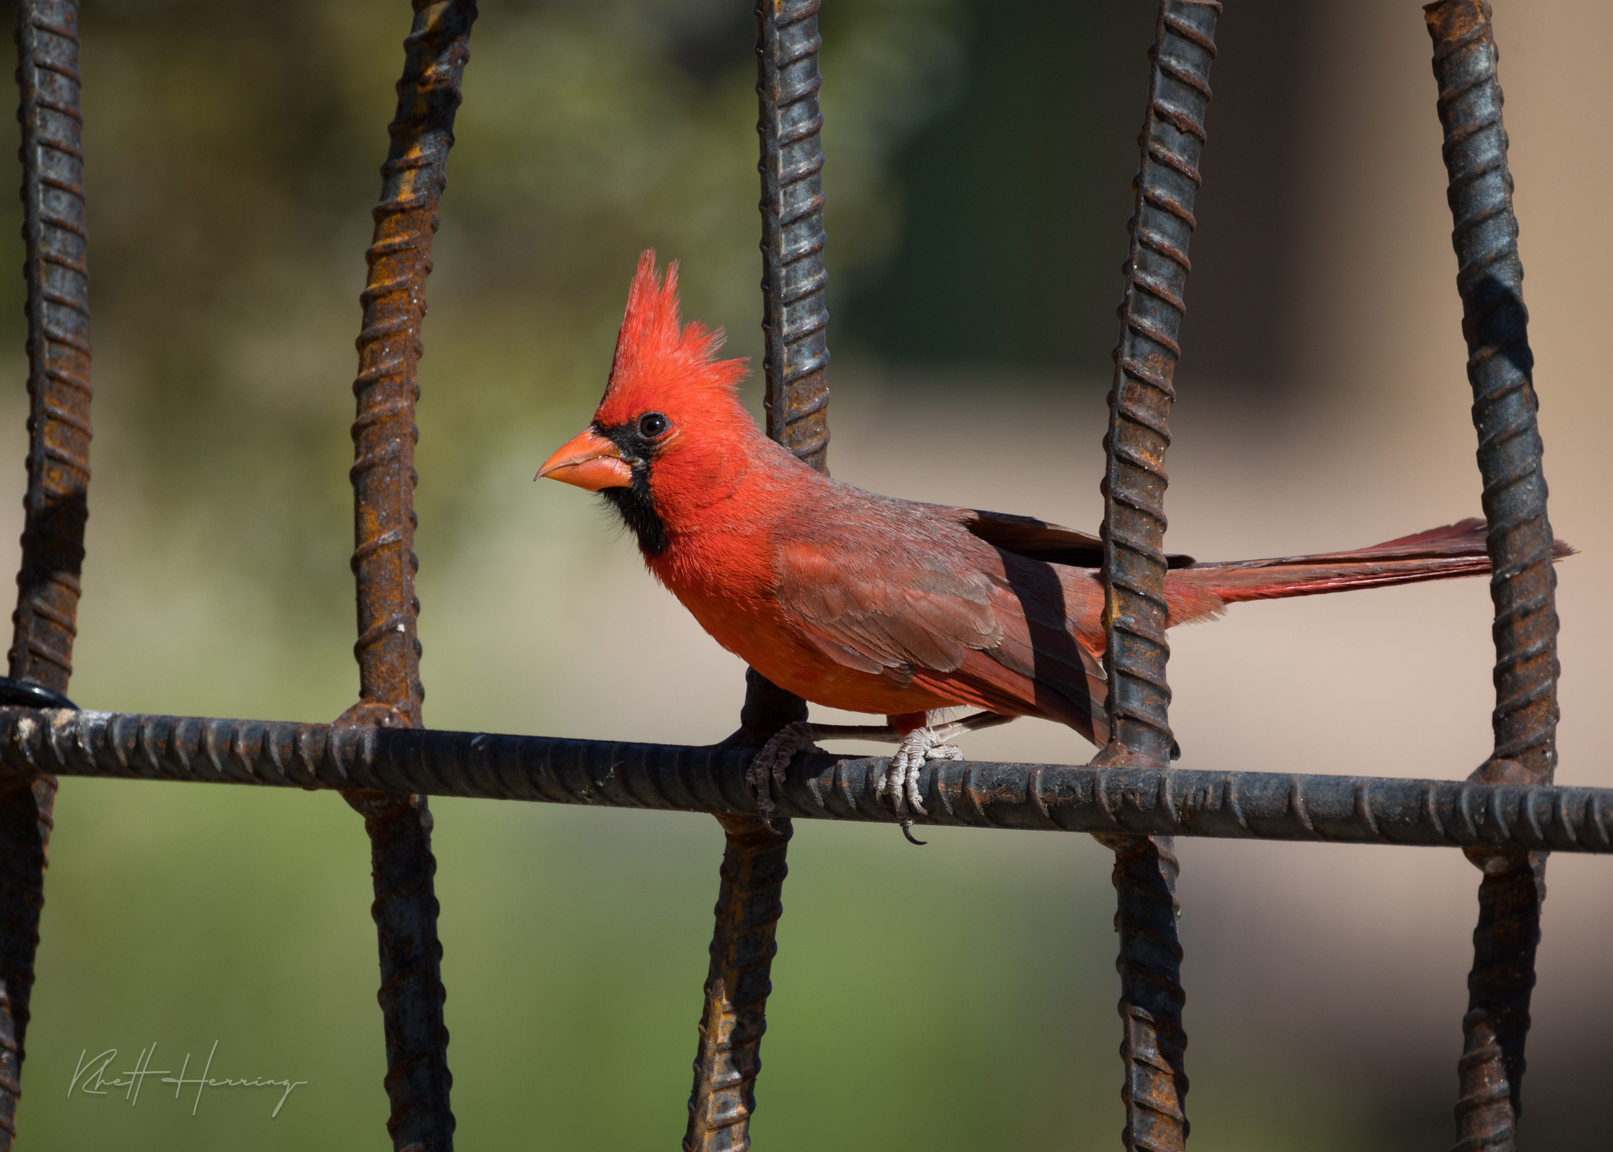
[748,721,822,833]
[877,728,965,845]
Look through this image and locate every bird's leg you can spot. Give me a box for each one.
[747,720,900,833]
[879,712,1014,843]
[749,712,1014,842]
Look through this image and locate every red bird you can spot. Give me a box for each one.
[539,253,1569,839]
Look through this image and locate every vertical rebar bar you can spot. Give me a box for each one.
[346,788,454,1150]
[0,3,88,1144]
[1424,4,1559,1149]
[1095,4,1218,1150]
[351,0,473,725]
[1456,850,1545,1152]
[1107,835,1187,1152]
[755,0,829,475]
[1098,0,1217,766]
[740,0,829,759]
[740,0,829,735]
[344,3,476,1149]
[684,814,791,1152]
[685,5,829,1141]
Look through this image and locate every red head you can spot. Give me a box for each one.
[538,251,770,557]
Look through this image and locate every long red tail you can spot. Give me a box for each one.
[1164,518,1573,622]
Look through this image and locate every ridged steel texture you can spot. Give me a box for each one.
[1424,4,1560,1150]
[697,669,803,1151]
[684,815,791,1152]
[0,3,89,1144]
[1099,0,1218,763]
[1096,5,1219,1149]
[1456,851,1545,1152]
[344,3,477,1149]
[346,786,453,1151]
[702,5,833,1138]
[2,708,1611,853]
[1109,836,1187,1151]
[755,0,829,474]
[10,0,88,697]
[1427,0,1558,784]
[351,0,474,724]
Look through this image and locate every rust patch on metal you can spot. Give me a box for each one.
[684,814,790,1152]
[1425,4,1559,1149]
[0,3,90,1144]
[1096,4,1219,1147]
[342,3,478,1149]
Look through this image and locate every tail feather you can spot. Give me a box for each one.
[1166,518,1574,611]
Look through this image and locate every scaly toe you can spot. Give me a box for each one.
[752,788,780,833]
[878,755,907,801]
[904,764,928,818]
[889,766,909,816]
[745,763,780,832]
[749,721,822,831]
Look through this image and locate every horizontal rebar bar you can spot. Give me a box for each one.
[0,708,1609,854]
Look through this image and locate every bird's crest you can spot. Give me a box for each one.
[597,250,747,422]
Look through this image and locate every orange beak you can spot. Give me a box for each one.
[536,427,634,491]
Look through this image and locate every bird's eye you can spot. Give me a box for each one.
[637,412,669,438]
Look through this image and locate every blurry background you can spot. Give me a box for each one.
[3,0,1609,1147]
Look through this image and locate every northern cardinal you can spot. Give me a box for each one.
[539,252,1570,839]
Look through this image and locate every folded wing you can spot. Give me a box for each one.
[772,498,1108,742]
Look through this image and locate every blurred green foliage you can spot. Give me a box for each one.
[26,0,962,639]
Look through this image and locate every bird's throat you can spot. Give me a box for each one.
[601,474,669,558]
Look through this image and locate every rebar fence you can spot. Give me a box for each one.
[0,0,1596,1150]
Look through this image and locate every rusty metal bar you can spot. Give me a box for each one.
[734,0,830,750]
[1096,4,1218,1149]
[1456,853,1545,1152]
[10,0,88,697]
[3,709,1611,854]
[1426,4,1559,786]
[755,0,829,473]
[1108,835,1186,1151]
[1099,0,1218,766]
[740,0,828,728]
[1105,824,1188,1152]
[346,787,452,1149]
[0,2,90,1144]
[1424,5,1559,1150]
[351,0,472,727]
[689,669,801,1152]
[685,5,832,1142]
[684,815,791,1152]
[344,2,477,1148]
[734,0,831,806]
